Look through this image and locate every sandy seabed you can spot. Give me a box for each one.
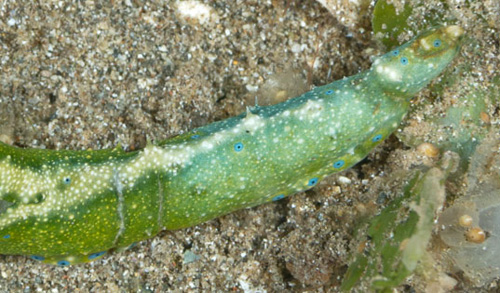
[0,0,499,291]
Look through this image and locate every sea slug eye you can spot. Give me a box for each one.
[433,39,442,47]
[272,194,285,201]
[372,134,383,142]
[88,251,106,260]
[400,57,409,65]
[63,177,71,184]
[308,177,319,186]
[325,90,334,95]
[191,134,200,139]
[392,49,399,56]
[31,255,45,261]
[3,234,10,239]
[333,160,345,169]
[57,260,70,266]
[234,142,244,152]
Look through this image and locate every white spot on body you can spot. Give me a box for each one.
[376,64,402,82]
[242,114,265,132]
[420,38,432,50]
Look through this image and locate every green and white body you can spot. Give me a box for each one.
[0,26,463,265]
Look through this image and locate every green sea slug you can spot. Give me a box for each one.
[0,25,463,265]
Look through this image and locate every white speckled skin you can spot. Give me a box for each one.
[0,26,463,265]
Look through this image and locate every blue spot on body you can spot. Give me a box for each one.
[272,194,285,201]
[372,134,383,142]
[333,160,345,169]
[191,134,200,139]
[57,260,70,266]
[392,49,399,56]
[3,234,10,239]
[63,177,71,184]
[234,142,244,152]
[88,251,106,260]
[433,39,442,47]
[308,177,319,186]
[31,255,45,261]
[325,89,334,95]
[400,57,409,65]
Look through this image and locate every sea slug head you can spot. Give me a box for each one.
[371,25,464,98]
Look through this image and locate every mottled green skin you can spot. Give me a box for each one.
[0,26,462,265]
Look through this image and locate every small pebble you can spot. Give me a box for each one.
[465,227,486,244]
[417,142,440,158]
[458,214,473,228]
[480,111,490,124]
[338,176,352,184]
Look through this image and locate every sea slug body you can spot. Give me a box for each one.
[0,26,463,265]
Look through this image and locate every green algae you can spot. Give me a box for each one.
[372,0,459,49]
[341,154,457,291]
[372,0,413,48]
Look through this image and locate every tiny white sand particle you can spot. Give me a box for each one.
[177,1,215,25]
[338,176,352,184]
